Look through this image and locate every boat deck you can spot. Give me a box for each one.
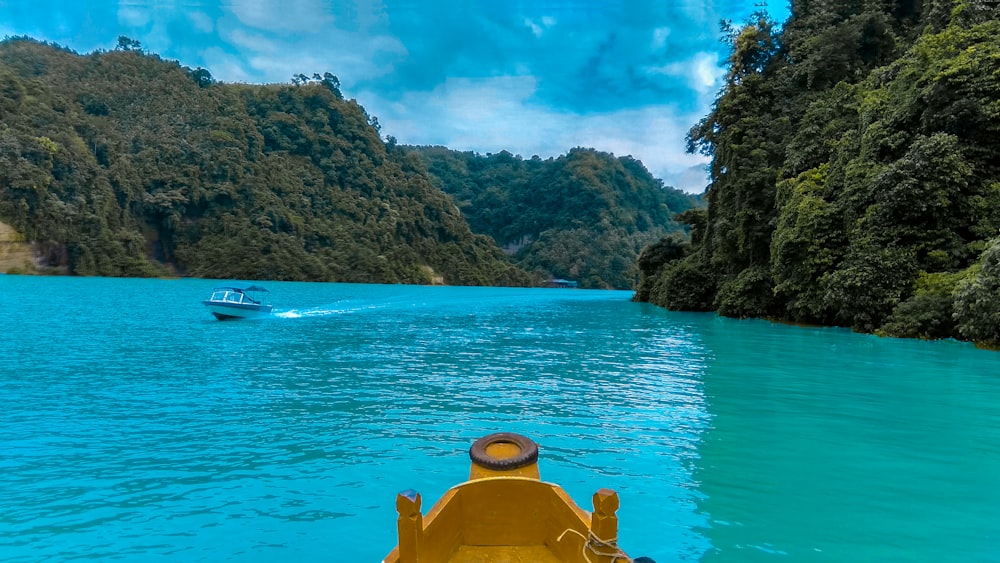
[448,545,561,562]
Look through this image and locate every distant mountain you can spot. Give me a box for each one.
[0,37,531,286]
[408,146,703,289]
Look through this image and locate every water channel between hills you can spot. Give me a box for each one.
[1,275,998,561]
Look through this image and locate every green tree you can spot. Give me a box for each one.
[953,237,1000,345]
[636,0,1000,344]
[115,36,142,52]
[0,37,533,285]
[410,145,701,289]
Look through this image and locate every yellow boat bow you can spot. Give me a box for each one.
[383,432,648,563]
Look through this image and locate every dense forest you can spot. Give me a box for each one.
[408,146,702,289]
[635,0,1000,346]
[0,37,532,285]
[0,36,698,290]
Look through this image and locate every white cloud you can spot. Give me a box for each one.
[118,6,151,27]
[105,1,719,193]
[648,51,724,97]
[691,52,723,93]
[227,0,333,33]
[227,28,280,54]
[524,16,556,37]
[248,52,331,82]
[524,19,543,37]
[187,12,214,34]
[651,27,671,49]
[678,2,713,22]
[210,15,404,85]
[569,108,711,191]
[199,47,254,83]
[359,77,710,193]
[7,0,789,194]
[678,164,711,193]
[115,3,175,54]
[145,20,176,54]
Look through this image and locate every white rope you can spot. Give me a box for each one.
[556,528,631,562]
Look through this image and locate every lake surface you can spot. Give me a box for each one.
[1,275,999,562]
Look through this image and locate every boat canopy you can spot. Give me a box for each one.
[213,285,269,293]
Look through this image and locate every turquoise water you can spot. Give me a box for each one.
[1,276,999,561]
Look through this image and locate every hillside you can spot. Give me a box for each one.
[0,220,37,273]
[635,0,1000,346]
[409,146,702,289]
[0,37,531,286]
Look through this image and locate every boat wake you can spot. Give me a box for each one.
[273,302,385,319]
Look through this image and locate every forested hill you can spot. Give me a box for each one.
[635,0,1000,346]
[408,146,703,289]
[0,37,531,285]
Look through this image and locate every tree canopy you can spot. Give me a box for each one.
[408,146,702,289]
[635,0,1000,346]
[0,37,532,286]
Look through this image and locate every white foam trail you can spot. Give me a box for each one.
[273,302,388,319]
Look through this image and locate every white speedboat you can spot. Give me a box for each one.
[203,285,273,320]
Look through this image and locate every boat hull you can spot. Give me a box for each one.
[202,301,273,320]
[384,432,633,562]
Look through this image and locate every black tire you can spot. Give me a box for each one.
[469,432,539,470]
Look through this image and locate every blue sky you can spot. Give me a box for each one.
[1,0,790,193]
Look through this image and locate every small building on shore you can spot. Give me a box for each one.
[545,278,578,288]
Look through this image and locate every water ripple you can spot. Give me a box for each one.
[4,278,999,562]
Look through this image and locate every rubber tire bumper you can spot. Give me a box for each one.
[469,432,539,470]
